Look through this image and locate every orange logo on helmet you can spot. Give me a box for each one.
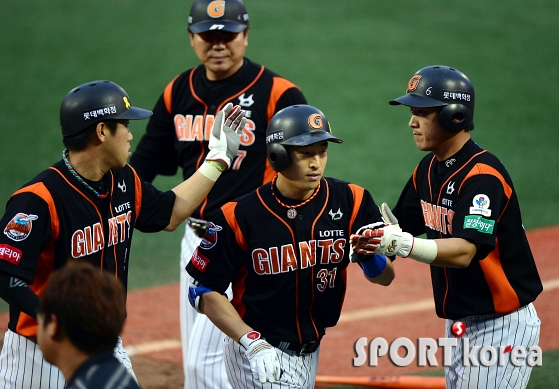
[309,113,322,129]
[207,1,225,18]
[407,75,422,92]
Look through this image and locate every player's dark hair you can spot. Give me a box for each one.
[62,120,120,151]
[40,260,126,354]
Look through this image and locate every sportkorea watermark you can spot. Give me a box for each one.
[353,321,542,368]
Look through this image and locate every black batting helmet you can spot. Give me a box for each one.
[389,65,475,132]
[188,0,249,34]
[266,105,343,172]
[60,80,152,137]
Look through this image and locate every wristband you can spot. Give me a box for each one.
[206,160,226,172]
[239,330,261,349]
[360,254,387,278]
[198,161,223,181]
[408,238,437,264]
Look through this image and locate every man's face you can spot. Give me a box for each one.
[189,29,248,81]
[408,107,454,152]
[279,141,328,198]
[100,120,133,169]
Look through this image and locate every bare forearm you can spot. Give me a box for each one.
[430,238,479,268]
[166,171,216,231]
[200,291,253,342]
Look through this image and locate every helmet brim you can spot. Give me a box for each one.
[281,131,343,147]
[115,107,153,120]
[389,93,448,108]
[189,21,248,34]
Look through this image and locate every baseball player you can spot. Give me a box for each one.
[186,105,395,388]
[0,80,245,389]
[351,65,543,389]
[129,1,307,387]
[37,260,139,389]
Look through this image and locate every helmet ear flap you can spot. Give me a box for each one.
[438,104,473,132]
[267,143,291,172]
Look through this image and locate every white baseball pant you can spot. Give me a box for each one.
[223,336,320,389]
[180,223,232,389]
[0,330,136,388]
[444,302,540,389]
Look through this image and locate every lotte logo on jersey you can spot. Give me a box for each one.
[353,321,542,368]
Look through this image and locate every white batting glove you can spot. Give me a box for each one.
[350,221,385,261]
[239,331,281,384]
[206,103,246,169]
[380,203,400,231]
[350,224,414,258]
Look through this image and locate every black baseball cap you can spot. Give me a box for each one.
[188,0,249,34]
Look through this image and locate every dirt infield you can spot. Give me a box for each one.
[1,226,557,388]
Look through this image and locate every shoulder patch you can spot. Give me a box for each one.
[469,194,491,217]
[199,222,223,250]
[4,213,38,242]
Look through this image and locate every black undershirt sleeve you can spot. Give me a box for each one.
[0,271,40,319]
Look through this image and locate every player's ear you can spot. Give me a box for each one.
[95,122,106,141]
[188,31,195,47]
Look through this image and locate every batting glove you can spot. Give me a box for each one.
[350,221,385,260]
[380,203,400,230]
[239,331,281,384]
[206,103,246,169]
[350,224,414,258]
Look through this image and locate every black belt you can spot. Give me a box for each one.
[187,217,209,238]
[266,338,321,355]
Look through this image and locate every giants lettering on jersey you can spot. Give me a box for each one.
[252,238,346,275]
[421,200,455,235]
[71,211,132,258]
[174,114,256,147]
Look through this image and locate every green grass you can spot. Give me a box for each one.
[324,349,559,389]
[1,0,557,290]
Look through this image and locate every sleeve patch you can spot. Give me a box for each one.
[3,213,38,242]
[0,244,23,265]
[469,194,492,217]
[191,248,210,273]
[463,215,495,234]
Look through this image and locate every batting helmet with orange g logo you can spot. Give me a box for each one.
[188,0,249,34]
[266,105,343,172]
[389,65,475,132]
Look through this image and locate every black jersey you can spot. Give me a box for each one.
[66,351,140,389]
[0,160,175,336]
[393,139,542,319]
[130,58,307,221]
[186,177,382,343]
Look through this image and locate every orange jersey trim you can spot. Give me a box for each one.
[221,202,247,251]
[163,75,180,115]
[478,239,521,313]
[12,182,59,337]
[266,77,300,122]
[347,184,365,233]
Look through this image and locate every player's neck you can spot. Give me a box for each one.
[433,132,471,161]
[53,343,90,384]
[66,149,106,182]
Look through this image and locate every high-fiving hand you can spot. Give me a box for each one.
[206,103,246,169]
